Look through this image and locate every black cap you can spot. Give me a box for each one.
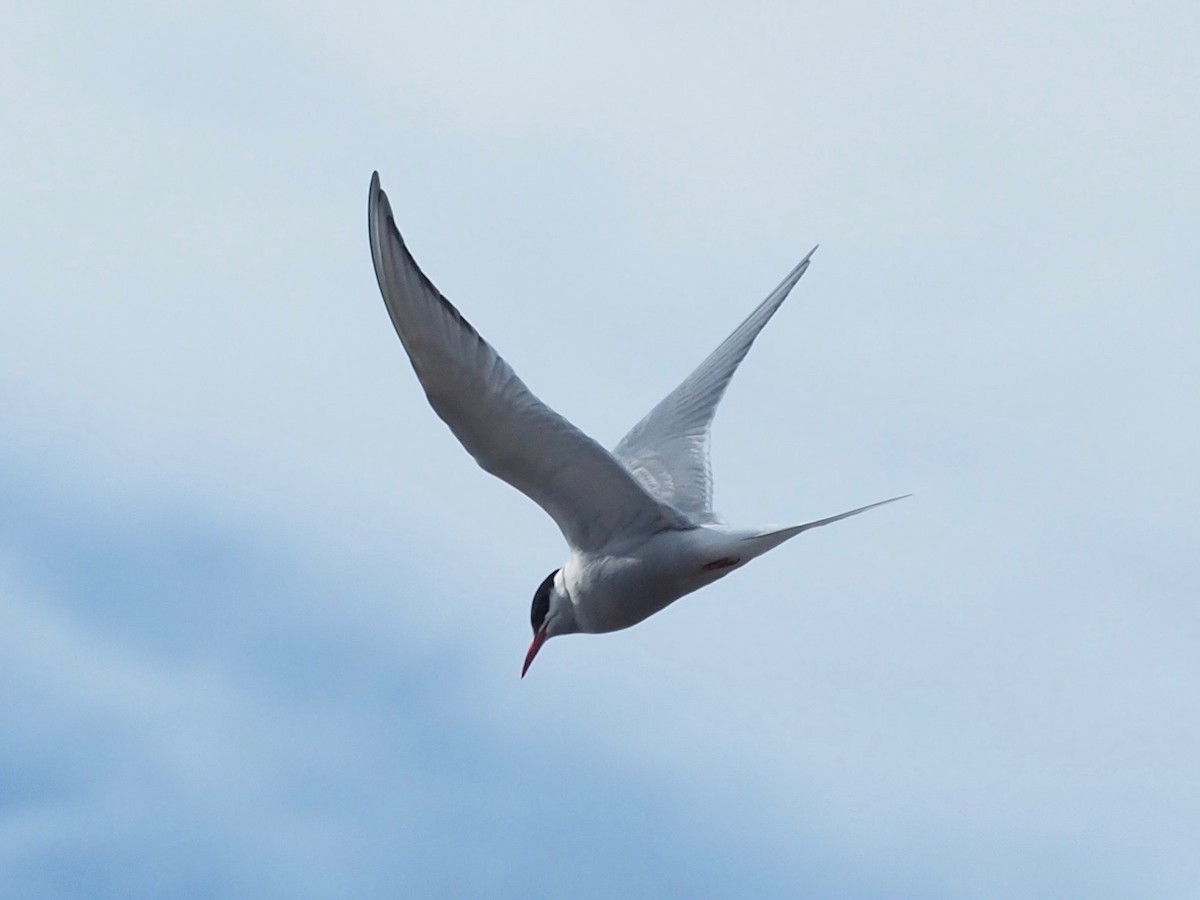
[530,570,557,633]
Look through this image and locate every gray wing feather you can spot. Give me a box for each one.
[613,248,817,522]
[369,173,689,552]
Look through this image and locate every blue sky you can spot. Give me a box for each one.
[1,455,833,898]
[3,2,1199,897]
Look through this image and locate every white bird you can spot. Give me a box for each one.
[367,172,907,677]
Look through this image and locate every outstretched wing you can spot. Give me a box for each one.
[613,248,817,522]
[368,173,689,552]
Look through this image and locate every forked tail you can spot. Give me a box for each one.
[742,494,911,556]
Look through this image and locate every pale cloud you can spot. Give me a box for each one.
[2,1,1199,896]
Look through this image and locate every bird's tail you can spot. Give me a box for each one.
[741,494,911,556]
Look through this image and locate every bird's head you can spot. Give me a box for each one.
[522,569,574,677]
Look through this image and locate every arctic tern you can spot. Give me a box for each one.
[367,172,907,677]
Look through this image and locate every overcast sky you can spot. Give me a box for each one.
[3,2,1199,897]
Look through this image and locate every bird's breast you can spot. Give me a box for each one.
[564,527,748,634]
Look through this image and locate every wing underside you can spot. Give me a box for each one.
[368,173,689,552]
[613,247,817,521]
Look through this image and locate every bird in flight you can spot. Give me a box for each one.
[367,172,907,677]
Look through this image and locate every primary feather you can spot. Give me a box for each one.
[613,248,817,521]
[368,173,689,552]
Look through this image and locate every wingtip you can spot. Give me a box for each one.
[793,244,819,274]
[368,171,393,225]
[368,172,379,227]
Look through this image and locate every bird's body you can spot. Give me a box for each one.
[367,172,906,675]
[563,523,835,634]
[563,524,749,634]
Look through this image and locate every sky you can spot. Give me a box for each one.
[2,1,1199,896]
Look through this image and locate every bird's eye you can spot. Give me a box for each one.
[530,570,556,632]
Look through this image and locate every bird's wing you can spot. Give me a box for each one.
[613,248,817,522]
[368,173,689,552]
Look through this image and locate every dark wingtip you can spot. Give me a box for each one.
[369,172,384,211]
